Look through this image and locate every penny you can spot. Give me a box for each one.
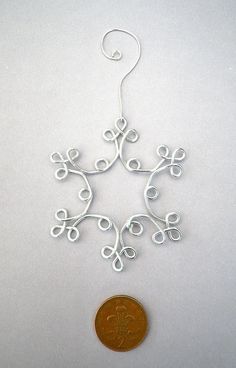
[95,295,148,352]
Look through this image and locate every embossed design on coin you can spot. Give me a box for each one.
[95,295,148,351]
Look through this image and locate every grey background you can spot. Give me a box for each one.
[0,1,236,367]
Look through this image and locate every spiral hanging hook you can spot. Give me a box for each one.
[101,28,141,119]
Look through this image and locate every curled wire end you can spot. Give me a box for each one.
[111,49,122,60]
[101,29,141,118]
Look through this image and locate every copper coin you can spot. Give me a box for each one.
[95,295,148,352]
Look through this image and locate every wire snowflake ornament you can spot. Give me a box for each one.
[50,29,186,272]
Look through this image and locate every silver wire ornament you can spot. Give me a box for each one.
[50,29,186,272]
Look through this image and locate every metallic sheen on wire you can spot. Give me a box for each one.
[50,29,186,272]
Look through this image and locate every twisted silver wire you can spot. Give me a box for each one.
[50,29,186,272]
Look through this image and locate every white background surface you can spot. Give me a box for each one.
[1,1,236,367]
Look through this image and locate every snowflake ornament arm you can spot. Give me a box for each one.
[50,29,187,272]
[120,142,186,249]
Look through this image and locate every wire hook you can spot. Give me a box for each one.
[101,28,141,119]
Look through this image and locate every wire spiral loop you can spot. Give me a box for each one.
[101,28,141,119]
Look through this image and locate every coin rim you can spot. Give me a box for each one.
[94,294,148,352]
